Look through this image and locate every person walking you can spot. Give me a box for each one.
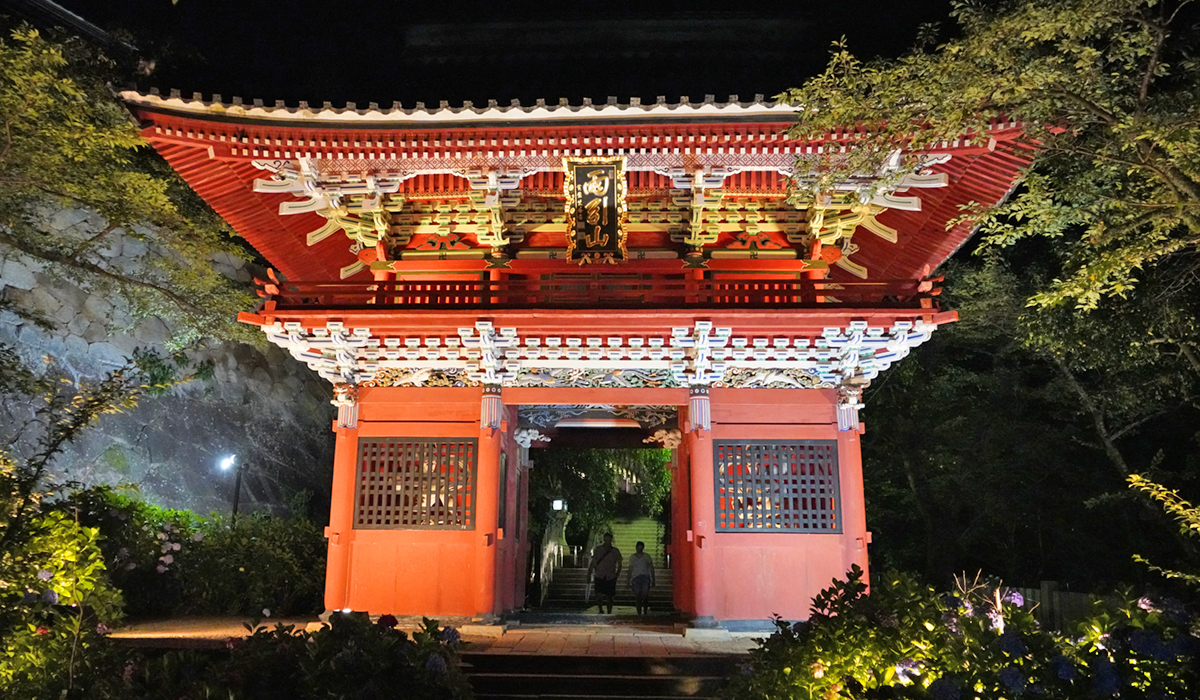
[626,541,656,615]
[587,532,622,614]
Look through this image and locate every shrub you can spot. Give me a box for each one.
[111,615,474,700]
[727,566,1199,700]
[58,485,325,617]
[0,510,125,699]
[173,510,326,616]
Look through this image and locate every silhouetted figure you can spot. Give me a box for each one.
[626,540,656,615]
[587,532,622,614]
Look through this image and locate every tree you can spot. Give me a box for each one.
[778,0,1200,311]
[860,256,1200,587]
[0,26,255,348]
[528,448,671,546]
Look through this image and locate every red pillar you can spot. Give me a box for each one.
[474,424,501,615]
[323,424,358,611]
[687,425,718,623]
[837,429,870,583]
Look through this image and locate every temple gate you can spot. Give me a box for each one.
[125,92,1028,627]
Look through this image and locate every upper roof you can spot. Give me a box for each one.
[125,89,795,126]
[123,90,1032,282]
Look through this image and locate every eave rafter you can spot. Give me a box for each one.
[248,148,952,274]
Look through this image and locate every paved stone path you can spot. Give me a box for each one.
[109,617,760,656]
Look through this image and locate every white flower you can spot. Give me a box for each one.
[262,608,271,618]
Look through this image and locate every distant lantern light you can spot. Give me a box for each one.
[219,455,236,471]
[552,499,565,511]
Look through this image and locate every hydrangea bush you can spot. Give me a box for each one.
[60,485,325,617]
[726,565,1198,700]
[114,614,474,700]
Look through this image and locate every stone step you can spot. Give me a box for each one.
[462,654,739,700]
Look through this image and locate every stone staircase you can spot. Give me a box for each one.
[463,654,737,700]
[542,518,673,611]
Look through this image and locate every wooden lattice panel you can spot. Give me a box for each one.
[354,438,477,529]
[713,440,840,533]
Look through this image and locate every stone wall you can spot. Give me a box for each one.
[0,210,335,517]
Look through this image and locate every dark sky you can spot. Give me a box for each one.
[33,0,954,107]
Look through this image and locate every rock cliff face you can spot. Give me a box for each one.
[0,209,335,517]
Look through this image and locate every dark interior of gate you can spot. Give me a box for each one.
[518,404,679,617]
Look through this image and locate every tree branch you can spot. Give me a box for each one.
[0,230,203,315]
[1051,356,1131,476]
[1137,24,1166,113]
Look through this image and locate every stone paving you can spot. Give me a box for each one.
[109,616,761,656]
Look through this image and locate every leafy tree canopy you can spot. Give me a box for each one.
[0,26,255,347]
[778,0,1200,310]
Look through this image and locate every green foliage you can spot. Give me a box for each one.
[529,448,671,542]
[59,485,326,617]
[130,346,215,396]
[103,615,474,700]
[6,614,472,700]
[778,0,1200,310]
[1129,474,1200,587]
[0,510,125,698]
[861,253,1200,587]
[727,567,1200,700]
[0,26,256,347]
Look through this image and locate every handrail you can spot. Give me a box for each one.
[255,275,942,311]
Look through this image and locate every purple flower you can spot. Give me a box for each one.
[985,609,1004,630]
[377,614,399,628]
[36,569,52,582]
[1050,655,1076,681]
[928,677,961,700]
[42,589,58,605]
[1129,630,1170,661]
[1166,634,1195,658]
[894,658,920,683]
[1002,590,1025,607]
[1136,596,1161,613]
[156,564,168,574]
[262,608,271,618]
[425,654,448,675]
[95,623,112,635]
[439,626,461,645]
[942,611,962,635]
[1091,659,1120,696]
[997,666,1025,693]
[159,554,173,565]
[192,532,205,542]
[999,630,1027,656]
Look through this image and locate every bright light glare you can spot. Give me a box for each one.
[219,455,236,471]
[552,499,564,511]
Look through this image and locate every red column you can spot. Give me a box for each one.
[837,429,870,583]
[474,424,501,615]
[688,426,718,621]
[670,445,694,615]
[324,424,358,611]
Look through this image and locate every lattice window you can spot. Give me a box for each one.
[354,438,477,529]
[714,440,841,533]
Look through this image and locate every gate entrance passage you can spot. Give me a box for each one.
[126,90,1029,628]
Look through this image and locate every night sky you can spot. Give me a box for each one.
[34,0,953,107]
